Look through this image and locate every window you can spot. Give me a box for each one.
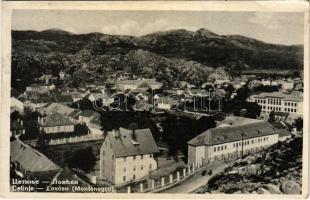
[247,141,249,145]
[123,176,126,181]
[252,140,254,144]
[150,154,153,158]
[141,155,143,159]
[233,143,235,148]
[133,174,136,180]
[221,146,223,150]
[123,167,126,172]
[214,147,216,152]
[217,147,220,151]
[112,155,114,159]
[102,150,105,156]
[133,156,136,160]
[141,165,144,170]
[225,145,227,150]
[133,166,136,171]
[149,164,152,169]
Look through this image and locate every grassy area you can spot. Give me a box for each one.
[39,139,104,167]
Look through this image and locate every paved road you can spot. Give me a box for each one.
[160,162,229,193]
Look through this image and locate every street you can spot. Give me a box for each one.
[159,162,229,193]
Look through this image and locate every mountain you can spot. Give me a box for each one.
[11,28,303,91]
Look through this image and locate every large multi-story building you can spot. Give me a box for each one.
[247,92,303,116]
[117,79,163,91]
[99,128,158,185]
[187,120,279,167]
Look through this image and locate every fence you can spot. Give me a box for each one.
[117,163,202,193]
[49,134,104,145]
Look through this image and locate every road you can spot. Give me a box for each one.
[159,162,229,193]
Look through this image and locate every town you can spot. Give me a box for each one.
[10,68,303,194]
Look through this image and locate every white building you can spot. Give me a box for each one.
[248,92,303,116]
[11,97,24,113]
[39,113,76,134]
[117,79,163,91]
[282,82,295,90]
[26,83,55,92]
[99,128,158,185]
[187,121,279,167]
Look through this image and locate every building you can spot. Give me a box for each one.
[282,81,295,90]
[78,110,100,127]
[10,139,61,180]
[187,121,279,166]
[99,128,159,185]
[11,97,24,114]
[39,113,76,134]
[248,92,303,116]
[26,83,55,92]
[10,119,25,137]
[10,139,91,191]
[117,79,163,91]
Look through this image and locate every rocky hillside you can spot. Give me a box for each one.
[196,137,302,194]
[12,28,303,91]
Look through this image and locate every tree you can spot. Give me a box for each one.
[293,117,303,131]
[268,110,276,123]
[67,147,96,172]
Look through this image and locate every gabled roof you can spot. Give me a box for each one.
[105,128,159,157]
[251,92,303,102]
[188,122,276,146]
[46,103,78,115]
[11,139,61,172]
[41,113,76,127]
[80,110,100,118]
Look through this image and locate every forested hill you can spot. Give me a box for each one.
[11,28,303,91]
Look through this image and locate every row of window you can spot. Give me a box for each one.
[285,102,297,107]
[214,145,227,152]
[123,154,153,162]
[284,108,297,113]
[214,137,270,152]
[123,164,152,172]
[267,98,281,105]
[255,99,266,104]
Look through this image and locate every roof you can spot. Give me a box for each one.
[10,139,61,172]
[105,128,159,157]
[251,92,303,102]
[90,116,101,126]
[46,103,78,115]
[218,116,261,126]
[276,128,291,138]
[118,79,162,86]
[27,83,53,87]
[80,110,99,118]
[41,113,76,127]
[188,121,276,146]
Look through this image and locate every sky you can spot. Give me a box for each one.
[12,10,305,45]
